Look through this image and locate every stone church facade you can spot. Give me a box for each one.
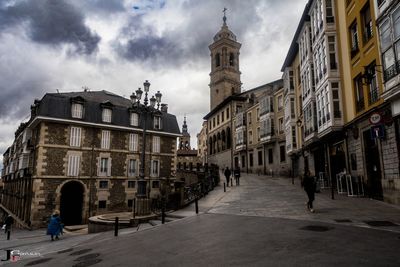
[203,13,289,175]
[1,91,180,228]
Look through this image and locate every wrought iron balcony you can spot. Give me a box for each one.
[383,63,397,82]
[368,87,379,105]
[355,98,365,113]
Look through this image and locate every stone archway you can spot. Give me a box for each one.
[60,181,84,225]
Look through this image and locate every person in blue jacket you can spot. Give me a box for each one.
[47,210,62,241]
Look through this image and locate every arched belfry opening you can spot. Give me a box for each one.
[60,181,84,225]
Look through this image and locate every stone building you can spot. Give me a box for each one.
[203,12,289,175]
[233,81,289,175]
[1,90,180,228]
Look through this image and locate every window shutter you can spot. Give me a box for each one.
[107,158,112,176]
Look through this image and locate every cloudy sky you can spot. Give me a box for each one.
[0,0,306,166]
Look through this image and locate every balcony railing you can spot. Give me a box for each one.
[383,62,399,82]
[368,87,379,105]
[355,98,365,113]
[363,23,373,43]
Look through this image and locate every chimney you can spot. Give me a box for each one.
[161,103,168,113]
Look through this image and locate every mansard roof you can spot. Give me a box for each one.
[32,90,180,135]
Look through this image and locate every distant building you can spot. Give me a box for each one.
[1,90,180,228]
[177,117,200,172]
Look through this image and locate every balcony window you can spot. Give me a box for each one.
[394,7,400,40]
[350,21,359,57]
[380,20,391,51]
[361,3,373,44]
[366,62,379,105]
[354,75,365,113]
[383,48,396,81]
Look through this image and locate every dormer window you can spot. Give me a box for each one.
[130,113,139,126]
[154,116,161,130]
[102,108,112,123]
[71,103,83,119]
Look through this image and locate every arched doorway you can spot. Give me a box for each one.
[60,181,84,225]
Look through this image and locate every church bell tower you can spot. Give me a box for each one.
[209,9,242,110]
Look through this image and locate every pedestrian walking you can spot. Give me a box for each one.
[224,167,231,187]
[47,210,63,241]
[302,170,316,213]
[3,215,14,240]
[234,167,241,186]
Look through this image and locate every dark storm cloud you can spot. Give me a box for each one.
[114,0,265,67]
[0,0,100,55]
[74,0,126,14]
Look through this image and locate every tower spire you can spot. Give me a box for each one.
[182,115,188,134]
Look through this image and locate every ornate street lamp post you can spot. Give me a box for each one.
[130,80,162,215]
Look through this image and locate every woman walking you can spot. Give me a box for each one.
[47,210,62,241]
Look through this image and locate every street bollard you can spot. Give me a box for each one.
[231,178,233,187]
[7,231,10,240]
[224,182,226,192]
[114,217,119,237]
[195,197,199,214]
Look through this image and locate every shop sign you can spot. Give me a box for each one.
[369,112,382,125]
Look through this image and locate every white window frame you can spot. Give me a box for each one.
[130,113,139,126]
[67,155,80,177]
[99,157,111,176]
[70,127,82,147]
[150,159,160,177]
[128,159,137,177]
[102,108,112,123]
[101,130,110,149]
[71,103,83,119]
[129,133,138,152]
[152,136,160,153]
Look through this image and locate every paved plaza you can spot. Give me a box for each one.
[1,173,400,266]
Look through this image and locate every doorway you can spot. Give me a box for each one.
[363,130,383,200]
[60,181,84,225]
